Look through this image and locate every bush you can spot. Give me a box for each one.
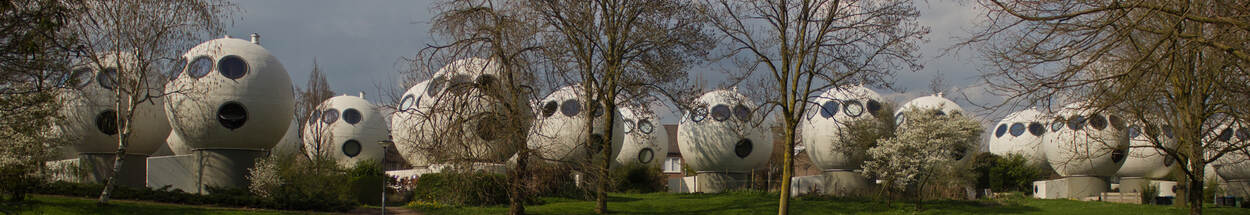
[410,172,509,206]
[610,163,666,193]
[973,153,1047,193]
[525,162,591,200]
[245,155,360,211]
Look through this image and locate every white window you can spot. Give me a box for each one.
[663,157,682,173]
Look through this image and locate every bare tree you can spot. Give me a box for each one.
[968,1,1250,214]
[699,0,926,213]
[296,58,335,160]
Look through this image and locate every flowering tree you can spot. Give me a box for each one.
[862,109,982,209]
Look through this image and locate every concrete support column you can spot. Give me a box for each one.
[194,149,266,193]
[694,172,746,193]
[822,170,871,196]
[1065,176,1109,199]
[79,153,148,187]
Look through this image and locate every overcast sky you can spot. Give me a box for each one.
[225,0,1008,125]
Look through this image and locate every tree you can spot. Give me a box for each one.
[698,0,926,213]
[862,109,983,210]
[969,1,1250,213]
[297,58,335,159]
[62,0,235,205]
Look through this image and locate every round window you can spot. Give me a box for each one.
[322,109,340,124]
[820,100,840,118]
[1067,116,1086,131]
[638,119,654,134]
[475,114,502,141]
[733,105,751,121]
[541,101,558,118]
[70,68,93,88]
[691,105,708,122]
[734,139,753,158]
[588,134,605,153]
[1009,123,1026,137]
[95,110,119,135]
[995,124,1007,138]
[399,95,414,111]
[1028,122,1045,136]
[934,110,946,117]
[342,140,362,158]
[449,74,472,95]
[309,111,320,126]
[623,119,635,134]
[342,108,362,124]
[475,74,497,87]
[561,99,581,117]
[426,76,446,97]
[895,112,905,126]
[1109,115,1125,130]
[711,104,731,121]
[1051,117,1066,132]
[1127,126,1141,139]
[1089,114,1108,130]
[1162,125,1175,138]
[217,102,248,130]
[843,100,864,117]
[188,56,213,78]
[1110,147,1127,163]
[170,58,186,81]
[1218,128,1234,142]
[97,67,118,90]
[217,55,247,79]
[866,99,882,114]
[591,103,604,117]
[638,148,655,164]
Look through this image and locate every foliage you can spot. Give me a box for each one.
[0,195,303,215]
[1140,183,1160,205]
[972,153,1047,193]
[609,164,666,193]
[244,155,358,211]
[862,109,984,205]
[525,162,592,201]
[33,180,355,212]
[410,172,509,206]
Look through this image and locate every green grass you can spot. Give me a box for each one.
[0,195,311,215]
[411,192,1250,215]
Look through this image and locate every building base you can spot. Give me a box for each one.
[822,170,871,196]
[1033,179,1067,199]
[694,172,747,193]
[1066,176,1110,199]
[194,149,266,193]
[1228,180,1250,198]
[146,155,197,192]
[79,153,148,187]
[1119,177,1151,193]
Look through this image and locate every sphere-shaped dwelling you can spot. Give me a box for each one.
[613,106,668,168]
[391,58,531,167]
[303,95,388,167]
[1042,102,1128,199]
[677,89,772,193]
[989,108,1051,171]
[798,85,884,194]
[894,94,973,161]
[271,120,302,157]
[528,85,624,163]
[1210,123,1250,198]
[1115,119,1176,193]
[55,52,171,187]
[163,34,294,189]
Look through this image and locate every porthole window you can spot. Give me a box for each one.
[1111,147,1127,163]
[733,105,751,121]
[1128,126,1142,139]
[399,95,414,111]
[638,119,654,134]
[217,102,247,130]
[541,101,558,118]
[995,124,1007,138]
[1089,114,1108,130]
[711,104,731,121]
[1217,128,1234,142]
[820,100,840,118]
[170,58,186,81]
[188,56,213,78]
[70,68,93,88]
[1067,116,1086,131]
[866,100,882,114]
[623,119,635,134]
[97,67,117,90]
[96,110,119,135]
[1109,115,1125,130]
[734,139,753,158]
[560,99,581,117]
[342,140,362,157]
[591,103,604,117]
[1028,122,1045,136]
[1051,117,1066,132]
[895,113,905,126]
[934,110,946,117]
[217,55,248,79]
[449,74,472,94]
[322,108,340,124]
[310,111,321,126]
[638,148,655,164]
[691,105,707,122]
[1009,123,1026,137]
[843,100,864,117]
[342,108,362,124]
[1162,125,1175,138]
[426,76,446,97]
[475,74,497,87]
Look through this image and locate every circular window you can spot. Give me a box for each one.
[561,99,581,117]
[188,56,213,78]
[322,109,340,124]
[309,111,320,126]
[1162,125,1174,138]
[1028,122,1045,136]
[1110,147,1127,163]
[1089,114,1108,130]
[711,104,731,121]
[217,102,248,130]
[691,105,708,122]
[70,68,93,88]
[342,140,362,158]
[895,112,905,126]
[449,74,472,94]
[819,100,840,118]
[843,100,864,117]
[1009,123,1026,137]
[217,55,247,79]
[1109,115,1125,130]
[734,139,753,158]
[1128,126,1142,139]
[170,58,186,81]
[866,100,882,114]
[475,114,502,141]
[733,105,751,121]
[934,111,946,117]
[426,76,446,97]
[95,110,119,135]
[1051,117,1066,132]
[638,148,655,164]
[342,108,362,124]
[1218,128,1234,142]
[591,103,604,117]
[97,67,117,90]
[541,101,558,118]
[588,134,605,153]
[638,119,654,134]
[995,124,1007,138]
[1067,116,1086,131]
[475,74,497,87]
[399,95,414,111]
[623,119,635,134]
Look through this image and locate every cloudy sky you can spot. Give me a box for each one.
[225,0,1007,124]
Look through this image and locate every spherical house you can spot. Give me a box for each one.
[614,106,667,168]
[1042,102,1128,198]
[303,95,388,167]
[800,85,885,171]
[677,89,772,192]
[528,85,624,163]
[895,94,973,160]
[1115,119,1176,192]
[391,80,431,167]
[988,108,1051,170]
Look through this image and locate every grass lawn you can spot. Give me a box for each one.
[411,191,1250,215]
[0,195,312,215]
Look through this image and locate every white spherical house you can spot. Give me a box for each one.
[303,95,388,167]
[163,35,294,189]
[1211,124,1250,197]
[614,106,668,168]
[798,85,884,194]
[989,108,1051,170]
[1115,120,1176,192]
[677,89,772,192]
[895,94,974,160]
[528,85,624,163]
[391,80,431,167]
[1042,102,1129,198]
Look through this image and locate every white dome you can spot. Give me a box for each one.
[55,52,170,155]
[799,85,885,170]
[614,106,668,168]
[677,90,773,172]
[988,108,1051,170]
[303,95,388,167]
[164,36,294,150]
[894,94,965,125]
[1115,120,1176,179]
[1211,123,1250,181]
[1042,102,1128,177]
[391,80,431,167]
[271,120,302,157]
[528,85,625,163]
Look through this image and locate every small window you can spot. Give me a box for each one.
[97,67,117,90]
[591,103,604,117]
[399,95,414,111]
[426,76,446,97]
[560,99,581,117]
[1109,115,1125,130]
[663,157,682,173]
[1128,126,1141,139]
[309,111,321,126]
[934,110,946,117]
[734,139,753,158]
[733,105,751,121]
[449,74,472,94]
[96,110,119,135]
[1051,117,1066,132]
[1067,116,1086,131]
[170,58,186,81]
[691,105,708,122]
[342,108,362,124]
[638,119,654,134]
[1028,122,1045,136]
[1009,123,1026,137]
[1089,114,1107,130]
[1218,128,1234,142]
[820,100,840,118]
[1162,125,1175,138]
[638,148,655,164]
[1110,147,1127,163]
[475,74,497,87]
[217,55,248,79]
[866,100,882,114]
[217,102,247,130]
[895,112,905,125]
[995,124,1007,138]
[843,100,864,117]
[711,104,731,121]
[623,119,635,134]
[188,56,213,78]
[541,101,558,118]
[342,139,362,158]
[70,68,93,88]
[322,109,340,124]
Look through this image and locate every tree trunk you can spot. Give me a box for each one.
[509,149,528,215]
[777,119,796,215]
[98,98,134,205]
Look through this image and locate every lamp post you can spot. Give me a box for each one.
[378,140,394,215]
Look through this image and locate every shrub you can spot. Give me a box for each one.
[973,153,1046,193]
[244,155,359,211]
[610,163,666,193]
[410,172,509,206]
